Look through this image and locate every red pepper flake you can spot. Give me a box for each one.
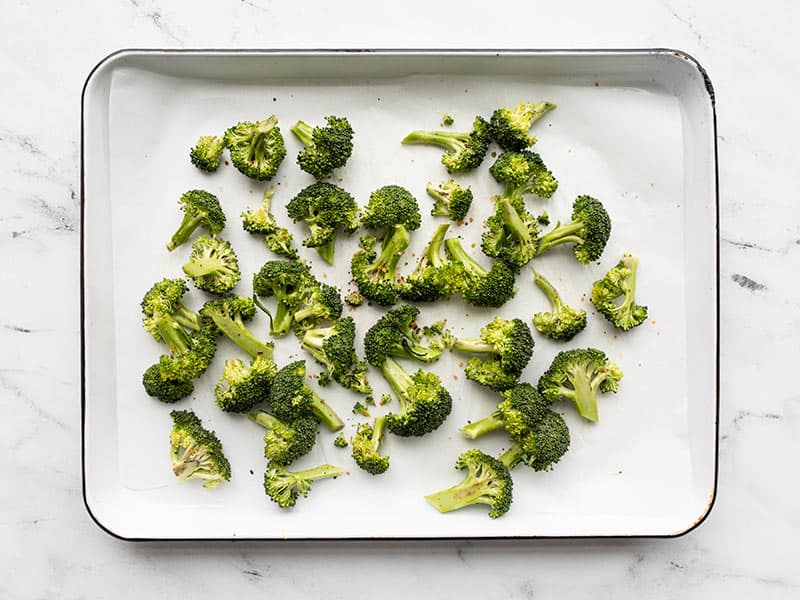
[594,81,600,87]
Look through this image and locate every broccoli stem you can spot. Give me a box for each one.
[497,444,525,470]
[381,356,413,410]
[316,239,336,264]
[272,302,293,336]
[167,213,205,252]
[460,414,505,439]
[182,255,226,278]
[498,197,532,244]
[290,121,315,148]
[423,472,491,513]
[615,254,639,316]
[444,238,487,277]
[402,130,466,152]
[567,365,598,422]
[295,464,344,482]
[426,223,450,267]
[204,310,274,359]
[536,221,585,256]
[155,317,192,355]
[369,225,410,278]
[372,414,387,443]
[173,305,200,331]
[309,389,344,431]
[532,270,565,312]
[427,187,451,217]
[448,337,496,356]
[248,411,280,429]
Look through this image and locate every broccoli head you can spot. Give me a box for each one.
[166,189,225,252]
[481,195,540,268]
[241,188,298,259]
[426,180,473,222]
[286,182,359,264]
[531,270,587,341]
[333,432,348,448]
[264,463,343,508]
[460,382,550,440]
[424,449,513,519]
[301,317,371,394]
[591,254,648,331]
[248,410,317,466]
[400,223,464,303]
[141,278,200,342]
[182,236,241,294]
[402,116,491,173]
[489,101,556,151]
[292,282,344,334]
[199,295,274,359]
[538,348,623,422]
[252,260,312,337]
[381,357,452,437]
[535,195,611,263]
[291,116,355,179]
[444,238,516,308]
[498,409,571,472]
[189,134,225,172]
[489,150,558,200]
[169,410,231,488]
[215,355,277,413]
[143,364,194,403]
[360,185,422,235]
[155,326,217,384]
[224,115,286,181]
[268,360,344,432]
[344,290,364,307]
[350,226,411,306]
[351,415,390,475]
[364,305,445,366]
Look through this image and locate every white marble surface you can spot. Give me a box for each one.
[2,0,798,597]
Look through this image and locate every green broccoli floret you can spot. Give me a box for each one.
[286,182,359,264]
[166,189,226,252]
[364,305,445,366]
[182,236,241,294]
[498,410,570,472]
[489,150,558,200]
[268,360,344,432]
[379,394,392,406]
[215,355,277,413]
[445,317,534,391]
[535,195,611,263]
[264,463,343,508]
[352,401,370,417]
[350,227,411,306]
[169,410,231,488]
[199,295,274,359]
[352,415,390,475]
[301,317,371,394]
[537,211,550,226]
[400,223,463,303]
[360,185,422,238]
[241,188,298,259]
[460,383,550,440]
[442,114,454,126]
[490,102,556,151]
[424,449,513,519]
[224,115,286,181]
[333,432,348,448]
[252,260,311,337]
[144,326,217,403]
[344,290,364,307]
[291,116,355,179]
[538,348,623,422]
[292,282,343,334]
[426,180,473,222]
[444,238,516,308]
[591,254,648,331]
[402,116,491,173]
[143,364,194,403]
[248,410,317,466]
[140,278,201,343]
[190,135,225,172]
[481,195,540,268]
[531,270,587,341]
[365,395,376,406]
[380,357,452,437]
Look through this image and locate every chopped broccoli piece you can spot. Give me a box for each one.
[364,305,445,366]
[252,260,311,337]
[489,150,558,200]
[143,364,194,403]
[365,395,376,406]
[442,114,454,126]
[481,195,540,268]
[352,415,390,475]
[199,295,274,359]
[445,317,534,391]
[379,394,392,406]
[241,188,298,259]
[538,348,623,422]
[301,317,371,394]
[537,211,550,226]
[182,236,241,294]
[190,135,224,172]
[531,270,587,341]
[292,282,343,335]
[490,101,556,150]
[424,449,512,518]
[264,463,343,508]
[402,116,491,173]
[591,254,648,331]
[380,357,452,437]
[215,355,276,413]
[351,227,411,306]
[268,360,344,432]
[444,238,516,308]
[224,115,286,181]
[248,410,317,466]
[166,190,225,252]
[360,185,422,237]
[169,410,231,488]
[333,432,348,448]
[352,401,370,417]
[535,195,611,263]
[426,180,473,222]
[143,326,217,403]
[344,290,364,307]
[460,382,550,440]
[141,278,200,343]
[400,223,463,303]
[286,182,359,264]
[498,410,570,472]
[291,116,354,179]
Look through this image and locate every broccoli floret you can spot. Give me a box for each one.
[538,348,623,422]
[380,357,452,437]
[360,185,421,237]
[166,190,226,252]
[252,260,311,337]
[442,114,454,126]
[264,463,343,508]
[364,305,445,366]
[268,360,344,432]
[444,238,516,307]
[224,115,286,181]
[292,282,343,334]
[498,410,570,472]
[248,410,317,466]
[481,195,540,268]
[531,270,587,341]
[286,182,359,264]
[190,135,225,172]
[144,326,217,402]
[215,355,276,413]
[344,290,364,307]
[400,223,463,303]
[379,394,392,406]
[301,317,371,394]
[182,236,241,294]
[199,295,274,359]
[535,195,611,263]
[489,150,558,200]
[169,410,231,488]
[291,116,355,179]
[424,449,512,519]
[333,432,348,448]
[141,278,201,342]
[365,395,376,406]
[460,382,550,440]
[402,116,491,173]
[352,415,390,475]
[445,317,534,391]
[241,188,298,259]
[352,401,370,417]
[143,364,194,403]
[537,211,550,226]
[351,227,411,306]
[490,102,556,151]
[426,180,473,222]
[591,254,648,331]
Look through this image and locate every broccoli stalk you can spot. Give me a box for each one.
[252,261,312,337]
[169,410,231,488]
[531,270,587,341]
[444,238,516,308]
[535,195,611,263]
[166,190,226,252]
[264,463,344,508]
[380,357,452,437]
[402,117,491,173]
[460,413,505,439]
[200,296,274,359]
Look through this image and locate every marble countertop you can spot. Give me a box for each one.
[3,1,798,597]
